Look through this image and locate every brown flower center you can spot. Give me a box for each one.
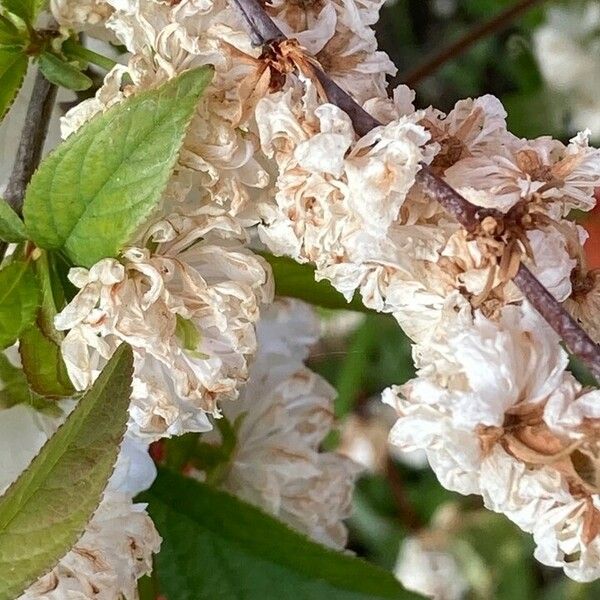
[316,34,367,76]
[263,0,327,31]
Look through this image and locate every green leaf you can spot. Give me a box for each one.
[0,259,40,349]
[19,323,74,398]
[142,469,423,600]
[348,484,404,570]
[34,250,67,342]
[261,253,370,313]
[0,198,27,242]
[62,38,117,72]
[0,13,25,46]
[1,0,47,24]
[24,66,214,267]
[38,51,92,91]
[0,344,134,600]
[21,251,74,400]
[334,316,378,417]
[0,47,27,122]
[0,352,59,414]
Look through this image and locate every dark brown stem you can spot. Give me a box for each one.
[229,0,285,46]
[415,168,485,234]
[4,70,57,215]
[514,265,600,381]
[312,68,380,137]
[402,0,547,88]
[386,456,423,532]
[232,0,600,384]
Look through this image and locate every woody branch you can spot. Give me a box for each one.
[231,0,600,383]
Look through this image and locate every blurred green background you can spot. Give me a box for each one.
[378,0,586,139]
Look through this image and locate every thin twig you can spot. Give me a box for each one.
[4,69,57,215]
[415,167,489,233]
[386,456,423,532]
[232,0,600,383]
[401,0,547,88]
[514,265,600,382]
[229,0,285,46]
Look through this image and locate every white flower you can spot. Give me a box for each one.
[109,433,158,495]
[60,0,272,220]
[567,269,600,344]
[55,214,273,438]
[265,0,395,103]
[445,132,600,215]
[409,303,567,430]
[61,65,129,139]
[0,403,69,493]
[344,118,434,238]
[256,82,445,330]
[524,226,577,302]
[422,95,510,174]
[385,395,482,496]
[51,0,115,37]
[205,300,361,549]
[395,537,468,600]
[439,222,578,307]
[257,83,432,239]
[533,497,600,583]
[479,447,600,583]
[26,0,600,585]
[22,431,160,599]
[385,298,600,581]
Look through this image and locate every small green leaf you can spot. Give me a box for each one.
[19,323,74,398]
[0,259,40,349]
[261,253,370,313]
[142,469,423,600]
[24,66,214,267]
[175,314,201,352]
[0,47,28,122]
[0,198,27,242]
[38,51,92,91]
[0,344,134,600]
[0,353,34,408]
[62,38,117,72]
[0,352,59,414]
[1,0,47,24]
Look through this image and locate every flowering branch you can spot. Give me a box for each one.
[232,0,600,383]
[401,0,548,87]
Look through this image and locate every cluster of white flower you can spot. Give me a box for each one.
[241,3,600,582]
[195,299,361,549]
[18,0,598,588]
[55,213,273,439]
[385,303,600,582]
